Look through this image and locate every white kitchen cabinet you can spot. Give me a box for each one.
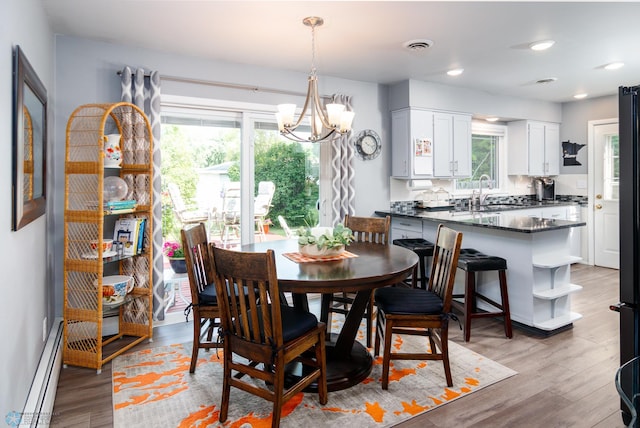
[391,108,434,178]
[433,112,472,178]
[391,109,471,179]
[508,120,560,176]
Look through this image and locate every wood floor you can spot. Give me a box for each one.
[51,264,625,427]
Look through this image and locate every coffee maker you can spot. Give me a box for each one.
[534,177,555,201]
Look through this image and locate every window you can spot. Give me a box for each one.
[604,134,619,200]
[455,122,506,193]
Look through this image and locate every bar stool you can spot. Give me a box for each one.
[392,238,434,289]
[452,248,513,342]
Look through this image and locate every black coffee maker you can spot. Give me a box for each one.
[534,177,555,201]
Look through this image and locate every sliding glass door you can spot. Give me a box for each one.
[160,105,322,248]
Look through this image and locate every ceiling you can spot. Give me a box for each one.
[43,1,640,104]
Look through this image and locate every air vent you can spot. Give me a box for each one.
[536,77,558,84]
[403,39,434,51]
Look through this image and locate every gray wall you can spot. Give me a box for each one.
[52,35,390,319]
[1,0,53,419]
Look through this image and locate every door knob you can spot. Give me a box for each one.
[596,194,603,199]
[595,204,603,209]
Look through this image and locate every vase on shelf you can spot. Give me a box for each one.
[104,133,122,167]
[169,257,187,274]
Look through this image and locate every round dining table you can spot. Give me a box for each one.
[241,239,419,392]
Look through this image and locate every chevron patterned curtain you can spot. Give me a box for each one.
[120,67,165,320]
[330,94,355,225]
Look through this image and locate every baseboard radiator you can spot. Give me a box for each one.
[22,318,63,427]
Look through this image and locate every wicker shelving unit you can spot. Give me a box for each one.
[63,102,153,373]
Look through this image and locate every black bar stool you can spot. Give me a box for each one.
[392,238,434,289]
[452,248,513,342]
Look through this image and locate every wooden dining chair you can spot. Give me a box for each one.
[211,245,328,428]
[374,224,463,389]
[324,215,391,347]
[180,223,221,373]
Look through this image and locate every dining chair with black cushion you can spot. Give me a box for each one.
[211,245,328,428]
[180,222,220,373]
[374,224,463,389]
[324,214,390,348]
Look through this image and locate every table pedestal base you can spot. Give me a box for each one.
[284,333,373,392]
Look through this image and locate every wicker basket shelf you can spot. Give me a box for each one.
[63,102,154,373]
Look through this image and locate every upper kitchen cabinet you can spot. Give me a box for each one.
[432,112,471,178]
[391,108,434,178]
[508,120,560,176]
[391,108,471,179]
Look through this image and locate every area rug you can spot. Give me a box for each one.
[112,325,516,427]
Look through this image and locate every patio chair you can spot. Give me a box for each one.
[254,181,275,241]
[168,183,210,232]
[220,183,241,245]
[277,215,297,239]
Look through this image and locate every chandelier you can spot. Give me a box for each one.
[276,17,355,143]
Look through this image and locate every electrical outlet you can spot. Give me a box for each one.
[42,317,47,342]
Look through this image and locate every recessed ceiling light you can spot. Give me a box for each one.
[529,40,555,51]
[536,77,557,84]
[605,62,625,70]
[574,93,588,99]
[447,68,464,76]
[486,117,499,122]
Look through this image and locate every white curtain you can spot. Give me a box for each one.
[330,94,356,224]
[120,66,165,320]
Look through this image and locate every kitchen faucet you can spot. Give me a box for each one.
[478,174,492,206]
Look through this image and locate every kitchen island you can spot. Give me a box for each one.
[375,207,586,334]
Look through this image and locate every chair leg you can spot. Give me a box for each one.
[374,311,382,356]
[499,270,514,338]
[190,313,201,373]
[381,318,394,390]
[463,271,475,342]
[316,332,328,405]
[219,348,231,423]
[271,355,286,428]
[440,324,453,387]
[366,296,374,348]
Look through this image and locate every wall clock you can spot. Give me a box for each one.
[354,129,382,160]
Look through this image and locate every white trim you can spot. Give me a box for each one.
[23,318,62,427]
[452,121,508,196]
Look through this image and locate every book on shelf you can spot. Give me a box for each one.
[136,218,146,254]
[113,218,142,256]
[104,200,137,214]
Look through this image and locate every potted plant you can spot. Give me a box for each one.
[297,223,354,258]
[163,240,187,273]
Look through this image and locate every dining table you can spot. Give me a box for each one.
[241,239,419,392]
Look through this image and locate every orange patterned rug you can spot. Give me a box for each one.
[112,322,516,427]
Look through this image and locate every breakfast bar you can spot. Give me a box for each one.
[376,207,587,334]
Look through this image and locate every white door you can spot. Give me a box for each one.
[593,121,619,269]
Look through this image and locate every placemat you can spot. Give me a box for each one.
[283,251,358,263]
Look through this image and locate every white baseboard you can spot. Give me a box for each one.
[21,317,63,427]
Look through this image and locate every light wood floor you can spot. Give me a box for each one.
[51,264,624,427]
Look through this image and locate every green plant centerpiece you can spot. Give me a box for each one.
[297,223,354,258]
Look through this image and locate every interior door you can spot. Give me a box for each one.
[593,121,619,269]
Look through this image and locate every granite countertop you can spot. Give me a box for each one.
[375,206,586,234]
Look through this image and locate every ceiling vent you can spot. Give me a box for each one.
[536,77,558,84]
[404,39,434,51]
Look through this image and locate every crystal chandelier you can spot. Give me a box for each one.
[276,17,355,143]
